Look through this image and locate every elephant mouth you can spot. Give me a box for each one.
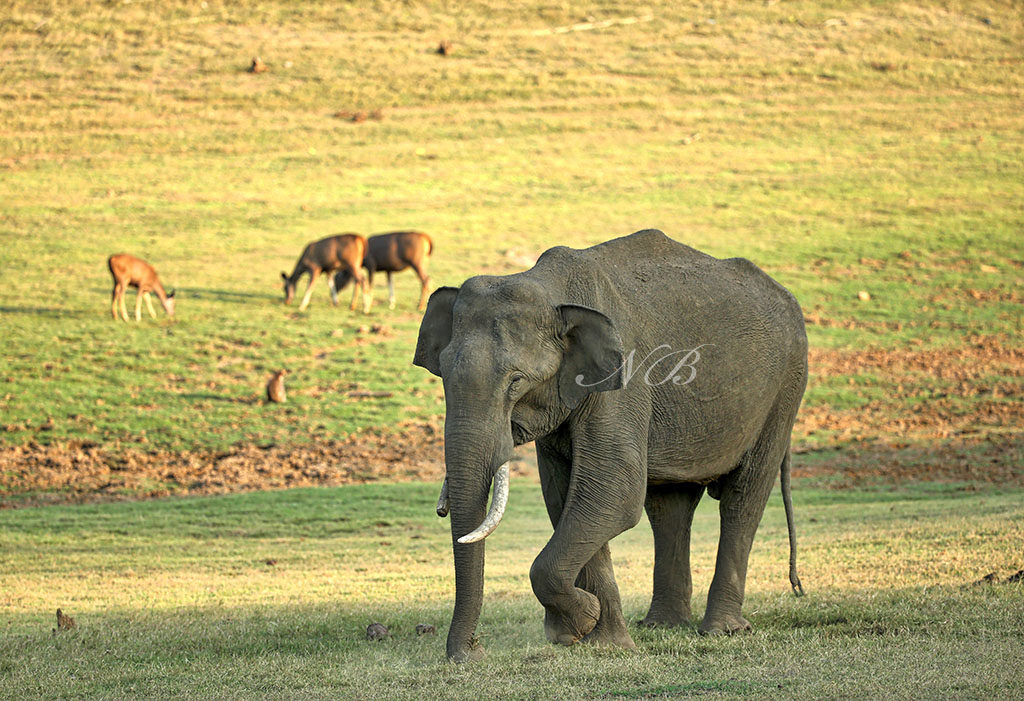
[511,420,529,446]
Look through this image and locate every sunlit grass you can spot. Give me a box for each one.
[1,0,1022,453]
[2,480,1022,699]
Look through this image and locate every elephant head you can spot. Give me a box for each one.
[413,275,625,662]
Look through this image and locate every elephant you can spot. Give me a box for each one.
[413,229,807,662]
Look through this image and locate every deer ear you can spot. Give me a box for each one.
[168,289,176,298]
[413,287,459,377]
[281,272,288,282]
[557,304,625,410]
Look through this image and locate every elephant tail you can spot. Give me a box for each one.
[781,450,805,596]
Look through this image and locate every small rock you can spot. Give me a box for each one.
[972,572,997,586]
[979,263,998,273]
[415,623,436,636]
[1005,569,1023,584]
[264,558,277,566]
[857,290,871,301]
[249,57,268,74]
[366,622,390,640]
[437,40,453,55]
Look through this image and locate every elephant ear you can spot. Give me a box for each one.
[557,304,625,411]
[413,287,459,376]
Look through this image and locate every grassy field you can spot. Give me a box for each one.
[1,0,1021,460]
[1,1,1022,698]
[2,480,1023,699]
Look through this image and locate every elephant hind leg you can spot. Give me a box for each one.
[641,483,705,628]
[700,410,796,635]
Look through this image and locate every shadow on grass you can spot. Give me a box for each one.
[0,306,90,318]
[88,287,280,304]
[184,287,280,304]
[179,393,260,404]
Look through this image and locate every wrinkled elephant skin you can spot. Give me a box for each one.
[413,229,807,662]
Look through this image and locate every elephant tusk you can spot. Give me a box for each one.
[456,463,510,544]
[436,477,450,518]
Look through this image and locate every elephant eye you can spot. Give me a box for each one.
[508,373,526,391]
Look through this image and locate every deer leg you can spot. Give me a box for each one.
[119,288,130,322]
[299,270,319,311]
[144,293,158,318]
[133,290,144,321]
[328,274,339,306]
[361,273,372,314]
[387,272,396,310]
[111,284,121,320]
[412,263,430,312]
[349,272,360,312]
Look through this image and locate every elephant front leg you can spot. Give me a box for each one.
[642,483,705,628]
[530,546,602,646]
[577,545,637,649]
[534,440,637,649]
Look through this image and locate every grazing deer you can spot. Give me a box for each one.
[333,231,433,311]
[281,234,370,313]
[108,254,176,322]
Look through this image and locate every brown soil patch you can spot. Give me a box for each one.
[1,423,448,508]
[798,338,1022,444]
[2,339,1021,507]
[791,433,1023,488]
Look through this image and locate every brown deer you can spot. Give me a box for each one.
[108,254,176,322]
[281,234,370,312]
[333,231,433,311]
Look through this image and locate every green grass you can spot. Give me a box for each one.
[1,0,1022,454]
[1,2,1022,695]
[2,479,1022,699]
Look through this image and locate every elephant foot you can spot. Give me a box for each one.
[640,606,693,629]
[543,589,600,646]
[698,613,752,636]
[580,616,636,649]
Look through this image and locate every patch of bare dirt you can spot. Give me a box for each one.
[1,423,449,508]
[0,419,543,508]
[791,433,1023,488]
[791,338,1023,485]
[2,340,1020,506]
[797,338,1022,444]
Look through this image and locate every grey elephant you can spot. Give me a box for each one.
[413,229,807,662]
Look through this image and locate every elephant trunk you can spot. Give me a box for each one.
[446,467,489,662]
[442,418,514,663]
